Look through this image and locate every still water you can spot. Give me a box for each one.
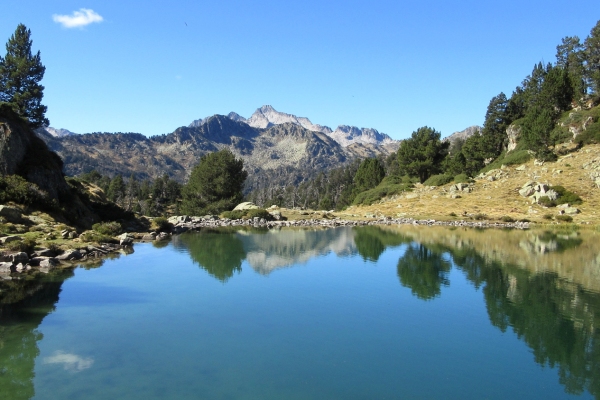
[2,226,600,399]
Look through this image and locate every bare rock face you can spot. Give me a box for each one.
[506,124,522,152]
[0,104,72,203]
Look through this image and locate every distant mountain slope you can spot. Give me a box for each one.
[39,115,363,192]
[38,105,475,192]
[444,125,480,146]
[35,126,76,137]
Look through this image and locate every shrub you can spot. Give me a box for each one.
[353,183,412,206]
[424,174,453,187]
[221,210,246,220]
[453,173,471,184]
[552,186,582,205]
[556,215,573,222]
[92,221,122,236]
[79,230,115,243]
[543,213,553,220]
[151,217,172,232]
[538,196,556,208]
[449,212,457,217]
[473,213,487,220]
[7,237,37,254]
[245,209,273,220]
[0,174,56,209]
[500,216,515,222]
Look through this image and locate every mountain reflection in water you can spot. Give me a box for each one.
[1,226,600,398]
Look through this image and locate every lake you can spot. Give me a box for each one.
[1,225,600,399]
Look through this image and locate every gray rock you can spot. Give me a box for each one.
[156,232,170,241]
[142,232,157,241]
[32,248,57,257]
[564,207,580,215]
[233,202,260,211]
[545,189,559,201]
[39,258,58,269]
[519,187,535,197]
[10,252,28,264]
[0,205,22,221]
[0,262,13,273]
[56,249,83,261]
[119,233,134,246]
[0,235,22,244]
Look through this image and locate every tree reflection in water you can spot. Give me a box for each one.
[396,244,451,300]
[175,229,247,282]
[0,270,73,400]
[390,228,600,398]
[354,226,409,262]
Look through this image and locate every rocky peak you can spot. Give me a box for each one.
[329,125,396,147]
[245,105,333,134]
[444,125,481,146]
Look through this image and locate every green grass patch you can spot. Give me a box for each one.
[353,182,413,206]
[480,150,531,174]
[556,215,573,223]
[453,173,471,184]
[424,174,453,186]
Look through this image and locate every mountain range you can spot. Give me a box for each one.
[36,105,477,192]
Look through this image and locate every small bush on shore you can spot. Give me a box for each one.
[79,230,116,243]
[92,221,122,236]
[151,217,172,232]
[7,237,37,254]
[500,216,515,222]
[556,215,573,222]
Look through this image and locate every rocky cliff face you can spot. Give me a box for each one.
[0,104,71,202]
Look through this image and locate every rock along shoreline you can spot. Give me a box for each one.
[1,215,529,279]
[163,214,530,235]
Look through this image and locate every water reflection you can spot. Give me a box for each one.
[0,270,73,400]
[173,225,600,397]
[396,244,451,300]
[174,229,246,282]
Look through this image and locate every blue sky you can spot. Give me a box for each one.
[1,1,598,139]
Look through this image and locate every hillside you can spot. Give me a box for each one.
[342,143,600,225]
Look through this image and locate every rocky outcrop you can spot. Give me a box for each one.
[506,124,522,152]
[0,105,74,203]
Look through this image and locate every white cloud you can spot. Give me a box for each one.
[43,351,94,372]
[53,9,103,28]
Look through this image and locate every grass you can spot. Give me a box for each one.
[424,174,453,187]
[480,150,532,174]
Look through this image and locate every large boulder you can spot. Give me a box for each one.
[0,205,22,221]
[233,202,260,211]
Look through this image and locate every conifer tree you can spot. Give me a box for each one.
[0,24,48,127]
[584,20,600,95]
[181,149,247,215]
[397,126,448,183]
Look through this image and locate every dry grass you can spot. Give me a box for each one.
[335,144,600,225]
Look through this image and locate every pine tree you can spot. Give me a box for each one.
[0,24,48,127]
[397,126,449,183]
[181,149,247,215]
[584,20,600,95]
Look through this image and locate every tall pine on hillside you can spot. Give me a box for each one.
[0,24,48,127]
